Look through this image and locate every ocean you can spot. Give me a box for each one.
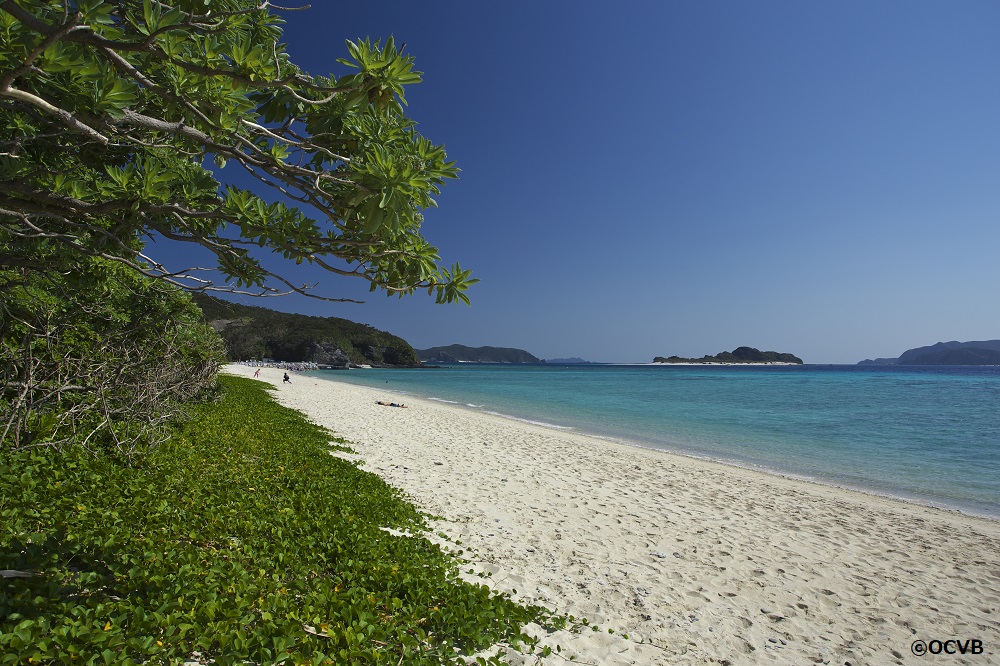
[306,364,1000,518]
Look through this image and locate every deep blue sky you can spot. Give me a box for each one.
[165,1,1000,364]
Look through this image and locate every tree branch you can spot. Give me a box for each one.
[0,87,109,144]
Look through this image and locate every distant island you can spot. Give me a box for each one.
[654,346,804,365]
[546,357,595,364]
[416,344,541,364]
[858,340,1000,366]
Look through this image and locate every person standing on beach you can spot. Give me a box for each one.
[283,372,291,384]
[254,368,260,378]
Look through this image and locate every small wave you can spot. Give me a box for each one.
[482,411,575,430]
[428,397,482,409]
[424,397,573,429]
[428,397,461,405]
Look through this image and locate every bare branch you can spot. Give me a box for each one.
[264,3,312,10]
[0,87,109,144]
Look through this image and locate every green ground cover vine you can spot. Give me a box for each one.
[0,376,562,664]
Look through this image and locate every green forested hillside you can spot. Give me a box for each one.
[194,295,421,367]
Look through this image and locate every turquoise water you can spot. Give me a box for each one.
[307,364,1000,517]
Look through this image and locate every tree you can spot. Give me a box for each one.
[0,0,476,304]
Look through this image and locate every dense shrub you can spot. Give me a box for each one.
[1,258,225,454]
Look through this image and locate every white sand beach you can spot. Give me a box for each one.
[226,365,1000,665]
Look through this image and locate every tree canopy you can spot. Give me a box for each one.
[0,0,475,304]
[1,0,478,452]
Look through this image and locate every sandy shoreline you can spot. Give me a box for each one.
[225,364,1000,664]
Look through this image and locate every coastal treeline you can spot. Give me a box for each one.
[0,3,563,662]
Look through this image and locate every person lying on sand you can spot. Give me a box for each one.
[376,401,409,408]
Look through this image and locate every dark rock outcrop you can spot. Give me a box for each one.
[309,342,351,368]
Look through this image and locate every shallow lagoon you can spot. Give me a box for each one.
[310,364,1000,517]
